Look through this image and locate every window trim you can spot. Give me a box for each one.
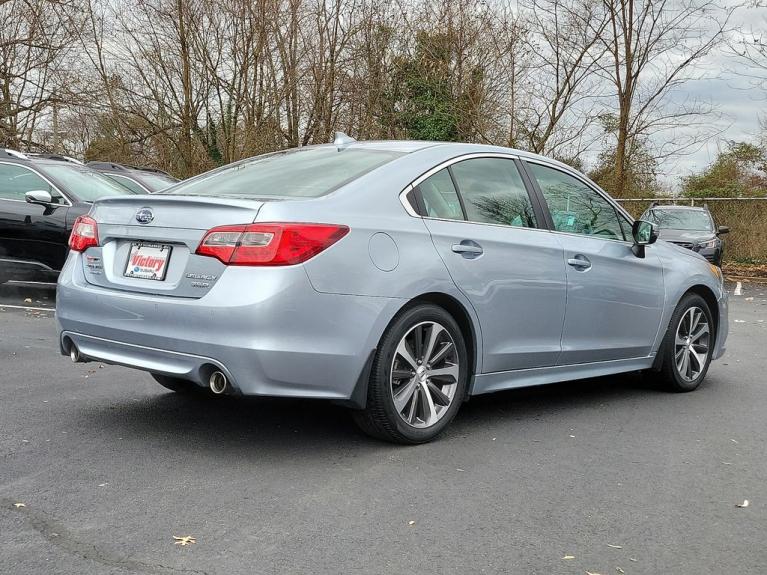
[399,152,548,231]
[0,161,72,206]
[521,158,634,245]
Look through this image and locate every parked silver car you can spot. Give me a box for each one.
[56,137,728,443]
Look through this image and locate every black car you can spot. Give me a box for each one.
[0,149,137,284]
[87,161,178,193]
[640,204,729,266]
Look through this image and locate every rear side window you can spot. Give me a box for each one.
[414,168,464,220]
[450,158,537,228]
[529,163,625,240]
[43,164,135,201]
[0,163,53,201]
[165,147,404,199]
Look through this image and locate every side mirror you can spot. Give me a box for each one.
[631,219,658,258]
[25,190,53,205]
[717,225,730,235]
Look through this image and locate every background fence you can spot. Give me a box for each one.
[617,198,767,264]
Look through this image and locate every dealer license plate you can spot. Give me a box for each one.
[124,243,172,281]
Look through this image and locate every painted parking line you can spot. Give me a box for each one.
[734,281,742,296]
[0,304,55,312]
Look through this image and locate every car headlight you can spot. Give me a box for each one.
[698,238,718,249]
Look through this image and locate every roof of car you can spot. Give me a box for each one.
[86,161,173,177]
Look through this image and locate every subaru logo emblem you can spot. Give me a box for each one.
[135,207,154,224]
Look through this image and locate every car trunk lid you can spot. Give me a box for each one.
[80,195,267,297]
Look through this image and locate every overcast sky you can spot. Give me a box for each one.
[662,2,767,182]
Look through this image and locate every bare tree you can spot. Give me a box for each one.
[599,0,732,197]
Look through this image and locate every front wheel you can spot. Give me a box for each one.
[353,304,469,444]
[656,293,714,392]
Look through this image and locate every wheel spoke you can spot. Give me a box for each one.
[689,348,704,372]
[420,382,438,426]
[407,387,419,423]
[393,377,418,412]
[685,308,696,335]
[675,334,687,346]
[414,325,424,361]
[427,381,451,406]
[690,323,709,343]
[422,324,444,367]
[675,346,686,361]
[428,363,459,383]
[428,341,453,367]
[677,349,689,377]
[396,339,418,370]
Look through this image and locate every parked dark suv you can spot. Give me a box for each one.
[640,204,729,266]
[0,150,137,284]
[87,162,178,193]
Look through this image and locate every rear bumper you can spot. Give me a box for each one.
[56,252,404,400]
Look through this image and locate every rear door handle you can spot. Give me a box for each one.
[452,240,483,258]
[567,255,591,270]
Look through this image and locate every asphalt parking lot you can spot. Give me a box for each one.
[1,281,765,575]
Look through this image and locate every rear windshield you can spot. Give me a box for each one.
[647,209,713,231]
[44,164,137,202]
[140,173,178,191]
[164,147,404,199]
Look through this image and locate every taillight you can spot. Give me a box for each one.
[68,215,99,252]
[196,223,349,266]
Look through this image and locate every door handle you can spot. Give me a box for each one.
[567,255,591,270]
[452,241,483,258]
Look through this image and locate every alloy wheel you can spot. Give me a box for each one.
[674,306,710,382]
[390,321,459,428]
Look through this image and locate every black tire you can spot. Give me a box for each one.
[655,293,715,392]
[151,373,206,394]
[352,304,469,444]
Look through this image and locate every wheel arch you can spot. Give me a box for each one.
[405,292,480,388]
[342,290,482,409]
[651,283,720,371]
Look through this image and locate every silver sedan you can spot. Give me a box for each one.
[56,136,728,443]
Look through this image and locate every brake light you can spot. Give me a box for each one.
[68,215,99,252]
[196,223,349,266]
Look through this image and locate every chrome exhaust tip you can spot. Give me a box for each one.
[209,371,228,394]
[70,346,81,363]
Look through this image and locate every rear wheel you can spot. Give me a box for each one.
[656,293,714,392]
[353,304,468,444]
[151,374,205,394]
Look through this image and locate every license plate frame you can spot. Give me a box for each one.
[124,242,172,281]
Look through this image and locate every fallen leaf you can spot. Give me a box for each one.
[98,483,109,487]
[456,468,465,472]
[569,435,576,438]
[745,297,754,301]
[586,571,602,575]
[562,555,575,560]
[629,558,637,562]
[24,298,32,303]
[736,500,749,508]
[730,439,739,444]
[408,520,415,526]
[607,544,623,549]
[734,319,745,323]
[616,568,625,574]
[13,503,25,508]
[173,535,196,546]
